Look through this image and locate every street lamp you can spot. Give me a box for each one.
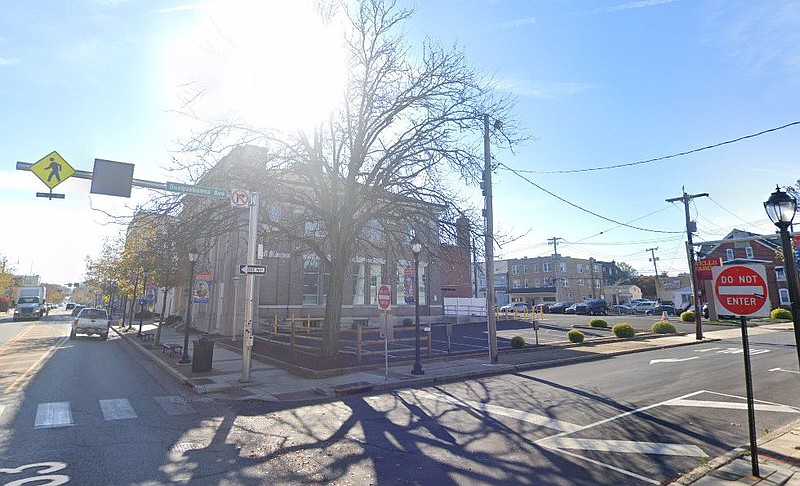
[764,186,800,369]
[137,270,148,337]
[410,235,424,375]
[179,248,199,364]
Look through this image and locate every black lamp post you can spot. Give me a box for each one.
[137,270,148,337]
[764,186,800,370]
[410,236,424,375]
[179,248,199,364]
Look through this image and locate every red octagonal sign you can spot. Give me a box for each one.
[712,264,770,317]
[377,284,391,311]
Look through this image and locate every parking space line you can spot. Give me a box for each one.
[541,445,660,485]
[538,437,706,457]
[665,398,800,414]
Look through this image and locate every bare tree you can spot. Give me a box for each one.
[147,0,522,357]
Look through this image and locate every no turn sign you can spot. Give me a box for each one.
[712,264,771,317]
[377,284,391,311]
[230,188,250,208]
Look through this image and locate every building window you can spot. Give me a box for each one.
[578,278,585,286]
[566,292,574,299]
[352,263,366,305]
[776,266,787,282]
[595,279,601,289]
[512,265,519,275]
[534,263,541,273]
[779,288,791,305]
[543,263,552,272]
[562,279,569,288]
[594,264,600,273]
[725,248,734,260]
[745,246,754,259]
[535,278,540,288]
[523,265,529,274]
[523,278,529,288]
[559,262,567,272]
[577,264,584,274]
[512,279,521,289]
[303,260,320,305]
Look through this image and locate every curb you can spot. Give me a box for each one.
[668,416,800,485]
[111,326,199,392]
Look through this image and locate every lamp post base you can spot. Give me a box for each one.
[178,354,192,364]
[411,362,424,375]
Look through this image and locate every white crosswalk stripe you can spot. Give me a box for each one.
[153,396,197,415]
[34,402,73,429]
[99,399,138,420]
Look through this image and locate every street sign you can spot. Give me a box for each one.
[165,181,227,200]
[239,264,267,275]
[377,284,391,311]
[230,188,250,208]
[712,264,771,317]
[31,151,75,189]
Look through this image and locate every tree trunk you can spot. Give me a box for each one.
[321,258,348,357]
[154,287,169,348]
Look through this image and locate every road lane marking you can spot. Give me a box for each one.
[769,367,800,375]
[0,326,35,354]
[401,389,581,432]
[697,347,721,352]
[539,446,659,485]
[100,399,138,420]
[154,396,195,415]
[0,404,5,420]
[664,399,800,414]
[649,357,700,364]
[34,402,73,429]
[4,335,69,394]
[538,437,706,457]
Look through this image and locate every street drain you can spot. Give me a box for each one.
[170,442,205,453]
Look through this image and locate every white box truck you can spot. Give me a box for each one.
[14,285,48,321]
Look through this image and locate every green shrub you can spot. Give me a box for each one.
[567,329,585,343]
[510,336,526,348]
[589,318,608,328]
[403,318,413,327]
[612,323,635,338]
[652,321,677,334]
[771,308,792,320]
[680,311,695,322]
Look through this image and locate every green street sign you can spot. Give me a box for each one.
[165,182,228,200]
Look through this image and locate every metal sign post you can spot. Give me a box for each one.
[240,192,258,383]
[377,284,392,379]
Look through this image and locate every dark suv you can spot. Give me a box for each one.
[548,301,574,314]
[575,299,609,316]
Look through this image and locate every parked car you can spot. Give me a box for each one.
[65,303,75,310]
[645,304,677,316]
[565,303,578,314]
[630,301,657,314]
[499,302,531,313]
[533,303,550,313]
[70,308,110,340]
[70,304,85,317]
[548,301,574,314]
[610,304,634,315]
[576,299,609,316]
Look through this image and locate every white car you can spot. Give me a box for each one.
[499,302,531,313]
[71,308,110,340]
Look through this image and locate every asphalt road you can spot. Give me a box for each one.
[1,311,798,485]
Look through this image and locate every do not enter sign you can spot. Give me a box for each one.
[377,284,391,311]
[712,264,771,317]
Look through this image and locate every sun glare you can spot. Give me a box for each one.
[167,0,348,134]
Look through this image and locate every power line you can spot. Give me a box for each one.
[499,163,684,234]
[503,121,800,175]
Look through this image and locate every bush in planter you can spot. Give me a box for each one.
[510,336,526,348]
[0,295,9,312]
[402,318,413,327]
[771,308,792,320]
[164,315,182,326]
[680,311,695,322]
[589,318,608,328]
[651,321,677,334]
[567,329,585,343]
[612,323,635,338]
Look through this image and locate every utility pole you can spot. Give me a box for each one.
[646,247,660,276]
[548,237,563,301]
[483,114,499,364]
[666,188,708,340]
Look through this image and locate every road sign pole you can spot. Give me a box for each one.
[739,315,760,477]
[384,311,389,380]
[241,193,258,383]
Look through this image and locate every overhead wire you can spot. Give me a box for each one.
[502,120,800,175]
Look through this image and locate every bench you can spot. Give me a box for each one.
[161,343,183,357]
[140,332,155,341]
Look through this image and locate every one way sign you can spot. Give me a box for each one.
[239,264,267,275]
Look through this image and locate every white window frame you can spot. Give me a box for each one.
[745,246,754,259]
[779,288,791,305]
[577,264,584,274]
[776,266,787,282]
[512,265,519,275]
[543,263,552,272]
[725,248,734,260]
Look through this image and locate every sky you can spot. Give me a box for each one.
[1,0,799,285]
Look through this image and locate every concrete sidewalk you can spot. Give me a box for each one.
[113,321,799,485]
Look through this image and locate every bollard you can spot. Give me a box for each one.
[356,323,362,363]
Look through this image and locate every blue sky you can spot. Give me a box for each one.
[1,0,798,285]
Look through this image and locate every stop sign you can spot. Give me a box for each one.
[712,264,770,317]
[377,284,391,311]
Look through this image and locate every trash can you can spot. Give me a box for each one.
[192,336,214,372]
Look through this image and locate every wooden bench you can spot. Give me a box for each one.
[161,343,183,357]
[140,332,155,341]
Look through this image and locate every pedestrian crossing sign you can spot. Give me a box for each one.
[30,151,75,189]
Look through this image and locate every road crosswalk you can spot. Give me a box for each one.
[0,396,216,430]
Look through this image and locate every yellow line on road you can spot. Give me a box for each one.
[0,326,35,353]
[4,335,68,394]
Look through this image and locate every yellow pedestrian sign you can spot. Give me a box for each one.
[30,151,75,189]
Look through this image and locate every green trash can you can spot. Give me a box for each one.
[192,336,214,372]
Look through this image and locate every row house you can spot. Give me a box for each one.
[504,255,619,306]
